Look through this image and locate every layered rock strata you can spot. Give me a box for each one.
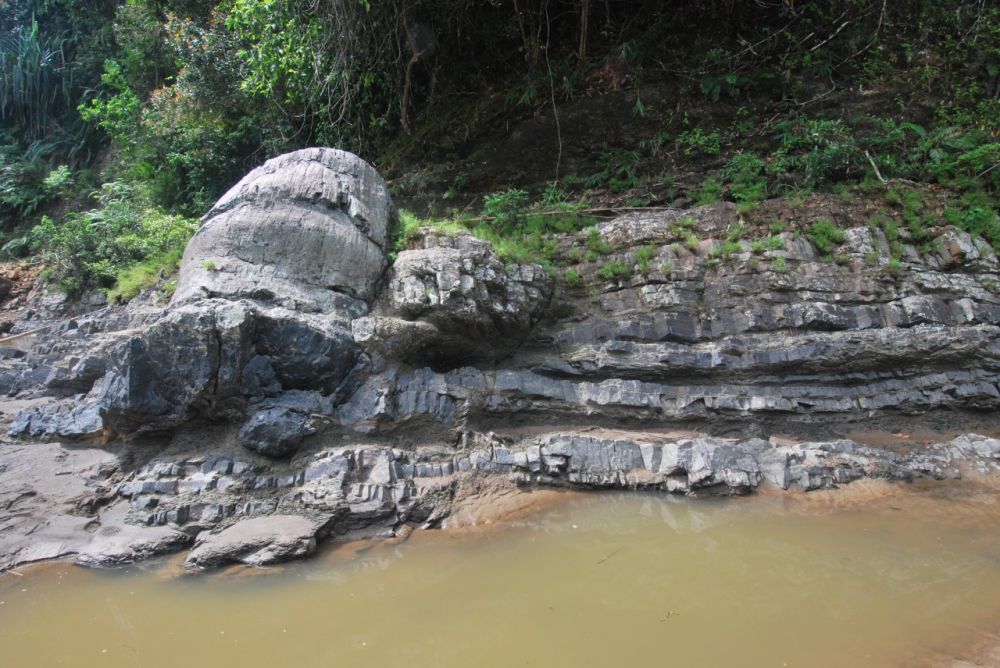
[2,149,1000,570]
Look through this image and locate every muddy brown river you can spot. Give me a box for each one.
[2,480,999,668]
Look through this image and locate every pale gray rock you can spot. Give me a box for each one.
[173,148,394,311]
[381,231,552,363]
[351,315,440,363]
[184,515,321,568]
[75,522,191,568]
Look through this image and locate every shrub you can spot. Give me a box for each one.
[0,137,55,228]
[677,128,724,156]
[769,119,863,188]
[586,149,644,192]
[694,176,723,205]
[635,244,658,273]
[723,152,768,206]
[482,188,529,235]
[598,259,630,280]
[28,181,199,295]
[807,218,846,253]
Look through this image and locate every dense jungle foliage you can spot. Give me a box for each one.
[0,0,997,296]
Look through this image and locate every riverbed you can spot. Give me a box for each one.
[2,479,999,668]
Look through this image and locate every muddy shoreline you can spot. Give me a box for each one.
[2,416,999,575]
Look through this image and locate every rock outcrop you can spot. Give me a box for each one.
[355,232,553,366]
[343,207,1000,434]
[67,430,1000,569]
[3,152,1000,571]
[172,147,394,311]
[8,149,394,455]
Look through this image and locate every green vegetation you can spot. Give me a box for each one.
[693,177,723,206]
[27,182,197,295]
[635,244,658,273]
[107,247,185,303]
[390,189,596,267]
[709,240,742,259]
[586,150,644,192]
[0,0,997,296]
[677,128,724,157]
[597,259,630,281]
[723,152,768,210]
[585,227,612,255]
[482,188,530,235]
[807,219,846,254]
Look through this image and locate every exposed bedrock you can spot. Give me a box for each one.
[345,210,1000,433]
[4,155,1000,570]
[50,430,996,569]
[7,149,395,455]
[353,232,553,367]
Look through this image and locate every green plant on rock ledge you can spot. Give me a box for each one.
[635,244,658,274]
[807,218,846,254]
[598,259,631,281]
[107,246,186,303]
[585,227,612,255]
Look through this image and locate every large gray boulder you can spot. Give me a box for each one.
[173,148,395,312]
[10,148,390,448]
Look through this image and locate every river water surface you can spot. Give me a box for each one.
[2,480,1000,668]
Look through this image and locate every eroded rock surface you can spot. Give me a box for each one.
[185,515,322,568]
[8,149,389,454]
[3,155,1000,572]
[357,232,553,365]
[173,147,394,310]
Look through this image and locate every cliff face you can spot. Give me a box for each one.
[1,149,999,571]
[353,206,1000,437]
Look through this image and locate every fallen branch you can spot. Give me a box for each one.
[864,150,886,184]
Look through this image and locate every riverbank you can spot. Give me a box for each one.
[3,478,1000,668]
[2,413,998,574]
